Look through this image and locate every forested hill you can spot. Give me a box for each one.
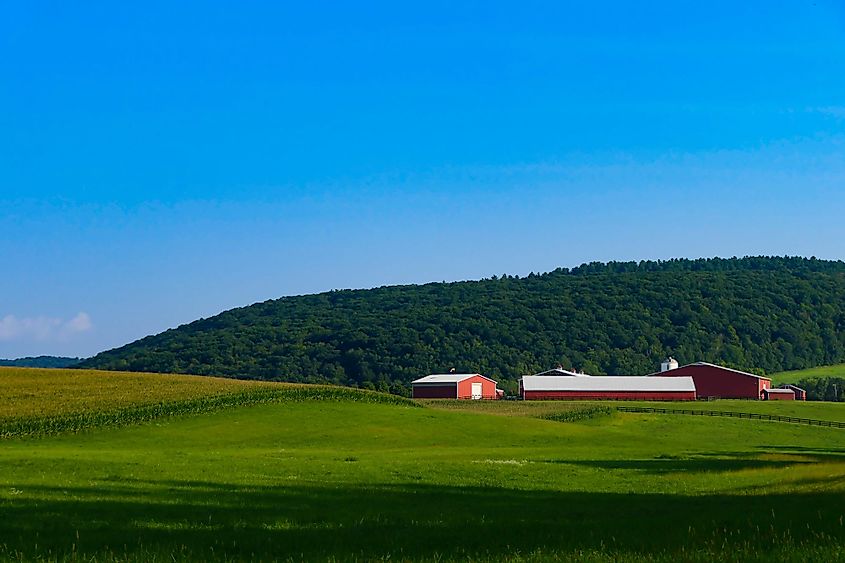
[80,256,845,394]
[0,356,82,368]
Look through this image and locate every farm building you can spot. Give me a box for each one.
[651,361,771,399]
[411,374,499,400]
[779,384,807,400]
[532,368,590,377]
[520,374,696,401]
[762,388,795,401]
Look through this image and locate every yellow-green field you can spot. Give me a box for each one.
[0,367,410,439]
[0,366,275,420]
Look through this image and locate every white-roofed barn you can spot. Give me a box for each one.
[520,373,696,401]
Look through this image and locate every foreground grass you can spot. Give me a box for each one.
[771,363,845,385]
[1,394,845,561]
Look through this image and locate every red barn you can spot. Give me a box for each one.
[520,375,696,401]
[652,362,771,399]
[762,388,795,401]
[411,374,499,400]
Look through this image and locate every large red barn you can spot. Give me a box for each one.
[411,374,499,400]
[652,362,771,399]
[520,374,696,401]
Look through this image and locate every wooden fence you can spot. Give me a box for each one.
[615,406,845,429]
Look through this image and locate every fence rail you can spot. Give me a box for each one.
[615,406,845,429]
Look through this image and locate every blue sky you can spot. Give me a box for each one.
[1,1,844,358]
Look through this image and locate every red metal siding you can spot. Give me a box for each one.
[456,375,498,400]
[523,390,695,401]
[657,365,769,399]
[763,390,795,401]
[412,384,457,399]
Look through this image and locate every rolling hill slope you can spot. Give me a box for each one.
[80,256,845,390]
[1,378,844,561]
[772,363,845,385]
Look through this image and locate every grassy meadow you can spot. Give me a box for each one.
[428,397,845,424]
[771,363,845,385]
[2,369,845,561]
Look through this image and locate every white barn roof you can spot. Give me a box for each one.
[412,374,495,384]
[532,368,591,377]
[521,375,695,392]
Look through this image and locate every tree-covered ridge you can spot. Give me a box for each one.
[80,256,845,395]
[0,356,82,368]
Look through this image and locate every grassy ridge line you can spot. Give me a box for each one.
[771,363,845,385]
[0,385,417,439]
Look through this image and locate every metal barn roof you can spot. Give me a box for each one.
[532,368,591,377]
[521,375,696,392]
[763,388,795,394]
[412,374,495,384]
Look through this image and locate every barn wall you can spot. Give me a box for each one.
[763,391,795,401]
[522,390,696,401]
[456,376,498,399]
[659,365,768,399]
[412,384,457,399]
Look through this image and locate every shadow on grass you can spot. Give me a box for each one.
[1,480,844,561]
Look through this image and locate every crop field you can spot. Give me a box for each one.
[0,367,279,417]
[0,367,412,438]
[1,371,845,561]
[771,363,845,385]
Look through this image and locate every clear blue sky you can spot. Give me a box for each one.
[1,1,844,358]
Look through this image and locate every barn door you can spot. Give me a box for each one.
[471,382,483,400]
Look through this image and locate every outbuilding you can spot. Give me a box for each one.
[652,362,771,399]
[762,388,795,401]
[412,373,499,400]
[779,384,807,401]
[520,375,696,401]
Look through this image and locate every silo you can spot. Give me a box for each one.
[660,357,679,372]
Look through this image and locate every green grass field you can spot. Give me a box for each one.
[771,363,845,385]
[2,368,845,561]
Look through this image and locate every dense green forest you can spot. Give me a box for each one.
[0,356,81,368]
[80,256,845,395]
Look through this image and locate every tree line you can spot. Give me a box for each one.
[79,256,845,396]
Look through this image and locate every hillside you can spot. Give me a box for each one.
[80,256,845,392]
[772,363,845,385]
